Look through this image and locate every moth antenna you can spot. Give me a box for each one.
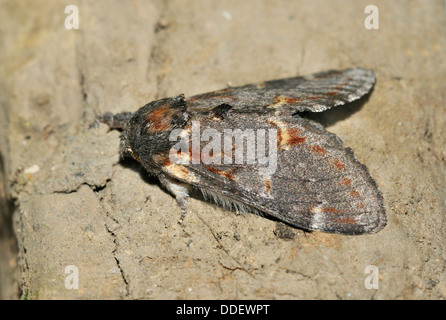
[99,112,134,130]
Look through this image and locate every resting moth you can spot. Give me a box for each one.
[100,68,386,235]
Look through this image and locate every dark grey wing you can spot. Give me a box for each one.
[186,68,375,113]
[160,109,386,235]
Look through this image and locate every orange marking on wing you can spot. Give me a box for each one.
[340,178,351,186]
[205,166,235,180]
[264,178,271,195]
[350,191,360,197]
[129,150,141,163]
[326,91,340,96]
[306,95,324,100]
[201,151,225,162]
[309,144,328,155]
[287,128,306,146]
[164,163,198,182]
[146,105,176,132]
[173,148,191,162]
[188,147,201,163]
[283,97,303,103]
[158,154,198,182]
[268,95,303,108]
[333,159,345,171]
[154,154,171,167]
[268,120,306,150]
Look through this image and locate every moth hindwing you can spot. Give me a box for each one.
[101,68,386,235]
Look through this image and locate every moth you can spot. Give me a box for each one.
[100,68,386,235]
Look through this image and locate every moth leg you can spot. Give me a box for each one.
[158,174,190,224]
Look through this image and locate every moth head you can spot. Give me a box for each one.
[122,95,189,165]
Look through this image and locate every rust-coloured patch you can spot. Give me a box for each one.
[129,149,141,163]
[146,105,176,132]
[268,95,303,108]
[174,165,189,175]
[333,159,346,171]
[323,207,341,213]
[340,178,351,186]
[156,154,197,183]
[171,147,191,163]
[287,128,306,146]
[268,120,307,150]
[164,162,198,183]
[201,151,226,163]
[264,178,271,195]
[162,156,171,166]
[357,202,365,209]
[187,146,201,163]
[333,85,345,90]
[283,97,303,103]
[310,144,328,155]
[350,190,360,197]
[152,153,170,167]
[326,91,339,96]
[277,127,306,149]
[205,166,235,180]
[306,95,324,100]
